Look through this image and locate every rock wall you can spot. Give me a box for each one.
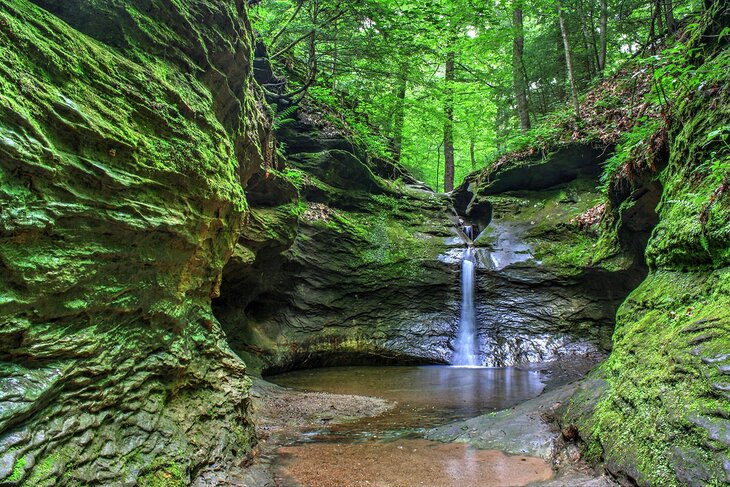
[560,46,730,486]
[214,110,463,372]
[452,148,648,366]
[0,1,269,484]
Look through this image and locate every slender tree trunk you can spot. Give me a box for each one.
[392,62,409,163]
[664,0,676,33]
[588,2,601,72]
[555,28,567,101]
[331,17,338,90]
[512,1,531,132]
[539,85,548,114]
[576,0,595,78]
[598,0,608,74]
[443,50,456,192]
[655,0,664,34]
[558,1,581,118]
[435,143,442,192]
[469,138,476,170]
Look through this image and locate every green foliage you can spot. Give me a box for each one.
[282,167,306,188]
[138,461,186,487]
[600,116,662,192]
[701,124,730,186]
[272,103,299,130]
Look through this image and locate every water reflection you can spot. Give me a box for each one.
[269,365,545,435]
[275,439,554,487]
[270,366,551,486]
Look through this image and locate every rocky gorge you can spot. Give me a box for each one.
[0,0,728,486]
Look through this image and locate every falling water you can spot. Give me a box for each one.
[452,247,480,366]
[463,225,474,240]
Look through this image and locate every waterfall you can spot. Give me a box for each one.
[462,224,474,240]
[452,247,480,366]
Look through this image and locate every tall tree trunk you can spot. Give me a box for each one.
[392,62,408,163]
[664,0,676,33]
[576,0,595,79]
[469,138,476,170]
[331,17,338,90]
[512,1,531,132]
[558,1,581,118]
[435,142,442,192]
[598,0,608,74]
[555,28,567,101]
[443,50,456,192]
[589,2,601,73]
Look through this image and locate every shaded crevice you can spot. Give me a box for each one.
[261,351,443,377]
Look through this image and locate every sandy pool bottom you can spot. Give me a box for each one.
[274,438,553,487]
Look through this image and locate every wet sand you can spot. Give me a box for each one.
[275,438,553,487]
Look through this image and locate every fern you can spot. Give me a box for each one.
[272,104,298,130]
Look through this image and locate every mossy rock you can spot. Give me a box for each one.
[0,0,263,484]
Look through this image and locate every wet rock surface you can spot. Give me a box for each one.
[453,166,647,366]
[426,378,618,487]
[214,102,462,371]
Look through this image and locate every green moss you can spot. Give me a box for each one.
[584,270,730,485]
[7,455,26,482]
[282,168,306,189]
[0,0,246,208]
[600,117,663,192]
[26,452,60,485]
[531,24,730,486]
[138,461,186,487]
[484,178,626,272]
[0,0,257,483]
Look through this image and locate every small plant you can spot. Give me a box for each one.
[272,104,298,130]
[700,125,730,186]
[599,117,662,193]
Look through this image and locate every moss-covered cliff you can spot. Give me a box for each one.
[561,43,730,486]
[0,0,271,484]
[213,99,462,372]
[453,142,649,364]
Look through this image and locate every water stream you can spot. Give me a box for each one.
[268,366,550,487]
[452,246,481,366]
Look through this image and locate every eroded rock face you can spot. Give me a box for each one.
[560,54,730,485]
[452,149,649,366]
[0,0,267,484]
[214,112,463,372]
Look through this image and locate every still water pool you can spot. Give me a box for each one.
[267,366,552,487]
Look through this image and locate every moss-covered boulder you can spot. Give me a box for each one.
[0,0,268,483]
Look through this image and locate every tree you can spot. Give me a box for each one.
[598,0,608,74]
[443,49,456,192]
[392,61,409,162]
[557,0,581,118]
[512,0,531,131]
[252,0,662,190]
